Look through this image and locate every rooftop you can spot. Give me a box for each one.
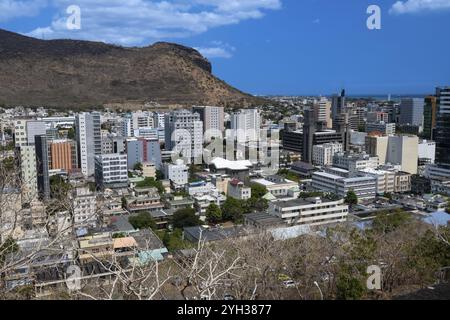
[210,157,253,171]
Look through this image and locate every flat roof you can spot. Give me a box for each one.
[211,157,253,171]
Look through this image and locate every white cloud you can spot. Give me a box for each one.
[22,0,281,46]
[195,41,236,59]
[0,0,47,22]
[390,0,450,14]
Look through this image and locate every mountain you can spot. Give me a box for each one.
[0,29,263,109]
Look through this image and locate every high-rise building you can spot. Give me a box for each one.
[313,98,332,129]
[302,109,316,164]
[126,138,162,170]
[365,134,419,174]
[35,135,50,200]
[435,87,450,170]
[165,110,204,164]
[49,139,78,173]
[14,119,28,147]
[94,153,128,190]
[76,112,102,176]
[331,89,346,121]
[399,98,424,127]
[26,121,47,145]
[312,142,343,166]
[230,109,261,143]
[153,112,166,129]
[423,96,437,140]
[193,106,225,141]
[18,145,38,202]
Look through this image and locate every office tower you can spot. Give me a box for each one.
[121,118,133,137]
[19,145,38,202]
[423,96,437,140]
[102,134,125,155]
[230,109,262,143]
[399,98,425,127]
[35,135,50,200]
[365,122,396,136]
[312,142,343,166]
[331,89,346,120]
[365,134,419,174]
[126,138,162,170]
[435,87,450,169]
[193,106,225,141]
[153,112,166,129]
[367,112,389,123]
[49,140,78,173]
[76,112,102,176]
[26,121,47,145]
[302,109,316,163]
[132,111,154,129]
[165,110,204,164]
[313,98,332,129]
[94,154,128,190]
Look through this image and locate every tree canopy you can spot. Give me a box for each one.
[172,208,202,229]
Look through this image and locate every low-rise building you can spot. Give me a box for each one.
[227,179,252,200]
[312,171,376,200]
[94,153,128,190]
[394,171,412,193]
[164,159,188,188]
[251,175,299,198]
[358,168,395,195]
[126,187,164,213]
[269,197,349,226]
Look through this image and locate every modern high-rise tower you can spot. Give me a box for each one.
[76,112,102,176]
[435,87,450,169]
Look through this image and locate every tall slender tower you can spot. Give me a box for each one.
[76,112,102,176]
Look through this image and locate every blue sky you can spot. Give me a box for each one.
[1,0,449,95]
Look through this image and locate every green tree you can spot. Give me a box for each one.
[372,210,412,234]
[336,272,366,300]
[67,127,75,140]
[156,170,165,181]
[206,203,222,224]
[344,190,358,208]
[136,177,164,194]
[133,162,143,171]
[222,197,245,223]
[250,183,268,199]
[121,196,127,209]
[129,212,157,230]
[172,208,201,229]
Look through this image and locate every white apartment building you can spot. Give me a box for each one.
[314,97,332,128]
[19,145,38,201]
[251,175,299,198]
[358,168,395,195]
[418,140,436,164]
[333,152,379,174]
[269,197,348,226]
[153,112,166,129]
[312,171,377,200]
[94,153,128,190]
[72,187,97,228]
[312,142,343,166]
[164,110,204,164]
[230,109,262,143]
[76,112,102,176]
[192,106,225,141]
[14,119,28,147]
[165,159,189,187]
[228,179,252,200]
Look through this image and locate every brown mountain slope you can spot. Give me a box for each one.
[0,29,263,108]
